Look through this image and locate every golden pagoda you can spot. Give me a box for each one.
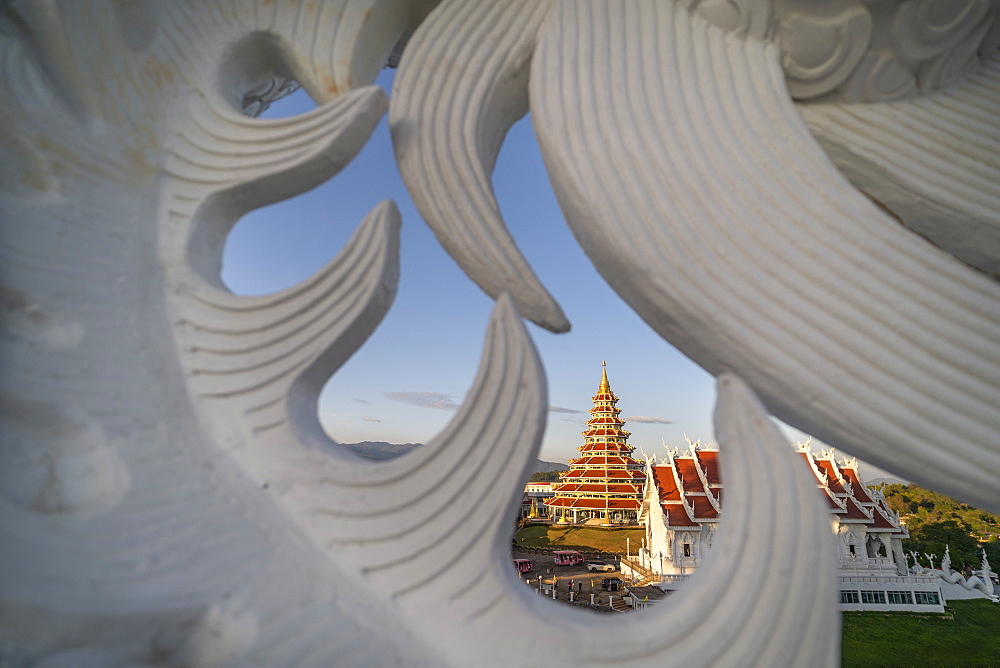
[544,363,645,525]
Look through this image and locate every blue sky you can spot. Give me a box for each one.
[222,69,897,480]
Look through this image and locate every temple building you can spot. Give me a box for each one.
[544,364,645,525]
[625,441,947,612]
[522,481,554,521]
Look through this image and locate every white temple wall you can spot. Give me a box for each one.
[837,524,866,567]
[643,505,676,575]
[891,538,908,575]
[674,530,700,571]
[838,577,945,613]
[937,580,996,601]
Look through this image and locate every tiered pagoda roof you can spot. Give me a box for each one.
[639,443,721,528]
[640,441,907,537]
[545,364,645,519]
[795,444,908,538]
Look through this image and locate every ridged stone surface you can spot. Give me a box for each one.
[528,0,1000,512]
[1,0,996,665]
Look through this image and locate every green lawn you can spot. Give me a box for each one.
[841,599,1000,667]
[514,524,643,553]
[516,527,999,664]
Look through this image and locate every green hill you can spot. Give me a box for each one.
[881,484,1000,570]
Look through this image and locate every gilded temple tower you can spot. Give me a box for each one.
[545,363,645,524]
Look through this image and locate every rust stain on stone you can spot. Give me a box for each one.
[323,74,343,97]
[1,286,46,326]
[145,53,177,91]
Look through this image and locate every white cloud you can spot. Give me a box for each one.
[384,391,460,411]
[626,415,673,424]
[548,405,583,414]
[363,416,381,423]
[353,398,372,404]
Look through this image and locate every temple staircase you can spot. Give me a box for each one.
[610,597,630,612]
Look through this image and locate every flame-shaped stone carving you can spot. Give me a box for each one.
[392,0,1000,512]
[1,0,996,664]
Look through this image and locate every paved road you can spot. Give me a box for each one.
[512,550,626,605]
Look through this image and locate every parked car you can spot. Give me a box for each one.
[601,577,624,591]
[586,560,616,572]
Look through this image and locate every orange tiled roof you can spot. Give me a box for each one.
[815,460,847,494]
[581,429,631,438]
[697,450,721,485]
[552,483,642,494]
[652,466,681,502]
[646,447,905,534]
[841,496,871,520]
[578,443,633,453]
[664,504,697,527]
[823,488,842,509]
[561,468,643,480]
[870,506,898,530]
[839,468,873,503]
[689,496,718,520]
[570,455,636,466]
[546,497,641,510]
[674,458,704,494]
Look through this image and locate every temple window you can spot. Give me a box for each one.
[859,590,886,605]
[887,591,912,605]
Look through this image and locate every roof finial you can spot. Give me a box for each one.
[599,361,610,393]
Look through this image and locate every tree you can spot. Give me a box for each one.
[882,483,1000,571]
[909,520,980,570]
[529,471,561,483]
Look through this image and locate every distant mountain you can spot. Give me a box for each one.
[341,441,569,474]
[866,477,907,487]
[341,441,423,461]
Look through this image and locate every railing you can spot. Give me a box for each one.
[838,575,938,585]
[619,557,692,587]
[512,541,623,560]
[523,578,629,610]
[620,556,656,584]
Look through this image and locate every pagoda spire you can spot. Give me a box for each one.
[598,360,610,393]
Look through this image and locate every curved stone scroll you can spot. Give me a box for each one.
[0,0,991,664]
[800,54,1000,276]
[528,1,1000,511]
[390,0,568,333]
[531,0,1000,511]
[0,1,424,663]
[391,0,1000,511]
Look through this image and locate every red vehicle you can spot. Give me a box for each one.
[513,558,533,574]
[552,550,584,566]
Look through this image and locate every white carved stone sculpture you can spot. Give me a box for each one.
[914,547,998,599]
[392,0,1000,513]
[1,0,996,665]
